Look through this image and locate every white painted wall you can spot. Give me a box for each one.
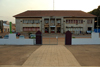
[0,34,36,45]
[72,32,100,45]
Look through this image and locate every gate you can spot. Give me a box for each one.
[65,31,72,45]
[42,34,58,45]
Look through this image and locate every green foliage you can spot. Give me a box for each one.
[72,37,75,38]
[88,6,100,16]
[88,5,100,28]
[30,37,36,39]
[28,32,32,35]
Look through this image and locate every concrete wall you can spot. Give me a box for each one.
[72,32,100,45]
[0,34,36,45]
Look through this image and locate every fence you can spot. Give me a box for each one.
[94,29,100,33]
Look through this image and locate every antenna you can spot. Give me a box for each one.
[53,0,54,10]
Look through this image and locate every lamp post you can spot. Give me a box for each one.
[97,16,100,33]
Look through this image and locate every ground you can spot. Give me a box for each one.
[0,45,41,65]
[65,45,100,66]
[0,45,100,67]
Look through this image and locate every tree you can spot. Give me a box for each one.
[88,6,100,28]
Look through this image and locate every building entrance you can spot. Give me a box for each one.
[51,27,55,33]
[45,27,49,33]
[57,27,61,33]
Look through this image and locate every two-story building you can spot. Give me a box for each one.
[13,10,96,34]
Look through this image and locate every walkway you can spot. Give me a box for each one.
[23,45,80,66]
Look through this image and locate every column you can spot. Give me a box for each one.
[61,17,63,33]
[49,18,50,33]
[42,18,44,33]
[55,18,57,33]
[20,19,23,32]
[83,19,87,34]
[39,19,42,32]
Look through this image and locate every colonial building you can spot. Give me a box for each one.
[13,10,96,34]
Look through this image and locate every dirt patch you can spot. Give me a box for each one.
[0,45,41,65]
[65,45,100,66]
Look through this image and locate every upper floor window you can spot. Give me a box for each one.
[23,20,34,24]
[45,20,49,24]
[51,20,55,23]
[71,20,73,23]
[66,20,68,23]
[81,20,83,23]
[78,20,81,23]
[87,20,92,24]
[57,20,61,23]
[34,20,39,24]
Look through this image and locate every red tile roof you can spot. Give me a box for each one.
[13,10,96,17]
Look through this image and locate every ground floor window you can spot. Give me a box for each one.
[23,27,40,31]
[66,27,83,34]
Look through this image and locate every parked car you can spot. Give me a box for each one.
[29,34,36,39]
[86,30,92,34]
[4,35,9,39]
[16,32,21,36]
[0,36,3,38]
[19,35,24,39]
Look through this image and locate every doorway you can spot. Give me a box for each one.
[45,27,49,33]
[51,27,55,33]
[57,27,61,33]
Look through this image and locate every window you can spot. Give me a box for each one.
[76,20,78,24]
[87,20,92,24]
[70,20,73,23]
[30,20,33,23]
[66,20,68,23]
[69,20,70,23]
[91,20,92,23]
[34,20,39,23]
[81,20,83,23]
[45,20,49,23]
[51,20,54,23]
[57,20,61,23]
[23,20,25,23]
[73,20,75,23]
[78,20,81,23]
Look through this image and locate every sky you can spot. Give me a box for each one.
[0,0,100,24]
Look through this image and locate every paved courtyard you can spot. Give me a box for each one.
[0,45,100,67]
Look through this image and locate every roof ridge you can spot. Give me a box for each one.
[27,10,82,11]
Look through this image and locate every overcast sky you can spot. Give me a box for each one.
[0,0,100,23]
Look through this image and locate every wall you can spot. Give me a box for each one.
[72,32,100,45]
[15,18,42,32]
[64,18,94,34]
[0,34,36,45]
